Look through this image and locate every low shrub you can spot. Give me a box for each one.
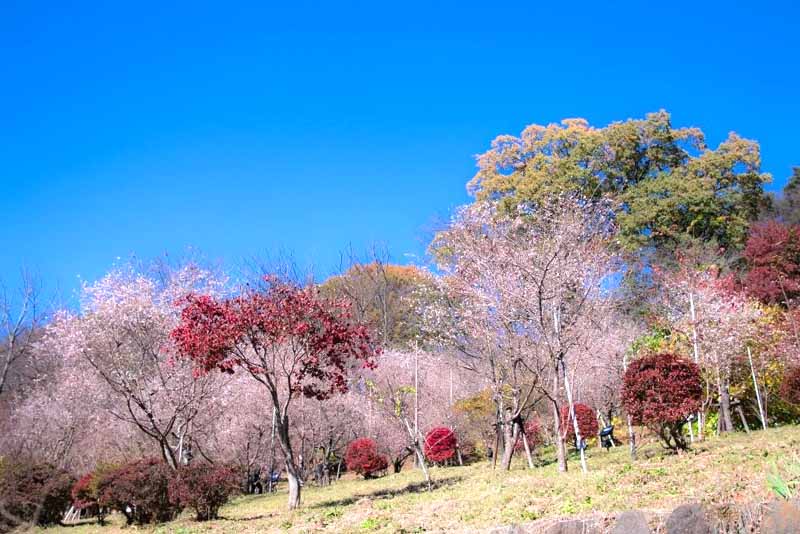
[560,403,598,445]
[0,459,75,529]
[97,458,180,525]
[345,438,388,478]
[71,473,95,510]
[424,427,458,463]
[71,464,118,524]
[622,352,702,451]
[168,463,239,521]
[514,416,544,452]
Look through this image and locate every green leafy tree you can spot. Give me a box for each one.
[467,110,770,253]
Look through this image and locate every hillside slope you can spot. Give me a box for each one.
[40,426,800,533]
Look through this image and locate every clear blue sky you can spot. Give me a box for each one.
[1,0,798,301]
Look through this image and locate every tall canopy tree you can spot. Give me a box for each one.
[171,277,378,509]
[467,110,769,253]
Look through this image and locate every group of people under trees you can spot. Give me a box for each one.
[2,111,800,529]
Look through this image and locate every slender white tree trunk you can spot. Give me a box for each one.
[562,358,588,474]
[747,346,767,430]
[622,353,636,460]
[403,418,431,490]
[521,428,535,468]
[267,407,277,493]
[689,292,703,441]
[413,349,419,468]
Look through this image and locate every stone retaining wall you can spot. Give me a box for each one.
[486,499,800,533]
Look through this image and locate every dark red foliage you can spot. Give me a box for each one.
[0,460,75,528]
[96,458,181,525]
[622,353,702,451]
[780,366,800,406]
[71,473,95,510]
[743,220,800,305]
[71,471,109,524]
[168,463,239,521]
[171,278,379,399]
[514,417,544,452]
[559,403,599,443]
[424,427,458,462]
[345,438,388,478]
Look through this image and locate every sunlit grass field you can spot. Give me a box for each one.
[39,426,800,533]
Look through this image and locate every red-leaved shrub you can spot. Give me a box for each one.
[71,473,95,510]
[559,403,598,444]
[424,427,458,463]
[780,365,800,406]
[0,460,75,529]
[168,463,239,521]
[514,417,544,452]
[97,458,181,525]
[345,438,388,478]
[622,353,702,451]
[70,464,118,524]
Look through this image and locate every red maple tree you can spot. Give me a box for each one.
[622,353,702,451]
[171,277,379,509]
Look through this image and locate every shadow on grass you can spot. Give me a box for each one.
[222,513,273,522]
[310,475,465,509]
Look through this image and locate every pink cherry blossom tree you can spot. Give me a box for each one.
[42,264,227,470]
[655,255,762,435]
[428,195,617,473]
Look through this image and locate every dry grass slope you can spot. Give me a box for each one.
[37,426,800,533]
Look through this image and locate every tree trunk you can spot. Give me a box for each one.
[161,440,178,471]
[393,448,413,473]
[276,414,302,509]
[736,404,750,433]
[267,407,277,493]
[718,379,734,433]
[286,465,301,510]
[491,422,499,469]
[500,416,516,470]
[552,399,567,473]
